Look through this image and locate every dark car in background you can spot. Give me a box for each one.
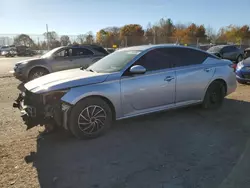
[0,45,15,53]
[235,57,250,84]
[105,48,116,53]
[13,44,108,81]
[244,47,250,59]
[16,45,36,56]
[207,45,244,63]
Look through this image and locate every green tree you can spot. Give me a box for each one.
[96,27,120,47]
[120,24,144,46]
[14,34,35,47]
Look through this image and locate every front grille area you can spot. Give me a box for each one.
[24,90,43,106]
[243,74,250,79]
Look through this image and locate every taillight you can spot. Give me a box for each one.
[229,64,237,72]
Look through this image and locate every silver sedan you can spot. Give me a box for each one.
[14,44,237,139]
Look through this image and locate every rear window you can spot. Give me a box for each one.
[207,46,222,53]
[92,46,109,55]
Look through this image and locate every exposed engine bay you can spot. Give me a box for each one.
[13,89,70,130]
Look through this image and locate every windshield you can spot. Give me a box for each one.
[87,50,141,73]
[41,47,62,58]
[207,46,222,53]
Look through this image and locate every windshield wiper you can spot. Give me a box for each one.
[87,69,94,72]
[84,68,97,73]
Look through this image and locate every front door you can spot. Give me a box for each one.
[121,48,176,117]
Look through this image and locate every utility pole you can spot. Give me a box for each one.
[196,38,199,48]
[46,24,49,50]
[153,28,156,44]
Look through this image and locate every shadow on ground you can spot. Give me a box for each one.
[25,99,250,188]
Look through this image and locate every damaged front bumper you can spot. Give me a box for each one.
[13,91,71,130]
[13,92,48,129]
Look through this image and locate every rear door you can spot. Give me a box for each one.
[51,48,77,71]
[73,47,95,69]
[121,48,176,116]
[230,46,241,60]
[170,47,216,104]
[222,46,237,61]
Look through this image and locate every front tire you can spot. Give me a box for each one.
[28,68,49,81]
[69,97,113,139]
[202,81,226,109]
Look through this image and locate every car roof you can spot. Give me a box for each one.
[118,44,208,52]
[211,45,236,49]
[118,44,185,51]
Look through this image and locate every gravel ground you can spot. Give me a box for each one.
[0,77,250,188]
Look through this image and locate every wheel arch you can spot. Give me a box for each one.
[91,95,116,120]
[27,66,50,77]
[66,94,117,121]
[203,78,228,100]
[211,78,227,94]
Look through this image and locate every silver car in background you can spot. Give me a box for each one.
[13,45,108,81]
[13,45,237,139]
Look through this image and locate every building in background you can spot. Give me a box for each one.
[0,37,13,46]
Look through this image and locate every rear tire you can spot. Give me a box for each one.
[202,81,226,109]
[237,55,243,63]
[69,97,113,139]
[28,68,49,81]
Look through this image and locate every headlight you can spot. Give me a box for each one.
[15,62,26,69]
[44,90,68,104]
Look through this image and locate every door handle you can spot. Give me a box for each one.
[204,68,211,72]
[164,76,174,82]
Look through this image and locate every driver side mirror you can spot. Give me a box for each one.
[129,65,146,74]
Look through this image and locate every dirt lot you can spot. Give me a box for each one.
[0,77,250,188]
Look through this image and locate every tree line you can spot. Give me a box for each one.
[13,17,250,50]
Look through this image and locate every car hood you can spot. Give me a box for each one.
[242,57,250,66]
[16,57,41,66]
[24,68,109,94]
[208,52,219,55]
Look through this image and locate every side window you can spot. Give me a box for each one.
[134,49,173,71]
[73,48,94,56]
[168,48,209,67]
[229,46,238,52]
[222,46,234,53]
[54,49,69,57]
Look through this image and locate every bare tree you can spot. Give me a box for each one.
[85,31,94,44]
[76,34,86,44]
[60,35,70,46]
[206,26,217,43]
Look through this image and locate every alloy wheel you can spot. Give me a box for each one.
[77,105,107,134]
